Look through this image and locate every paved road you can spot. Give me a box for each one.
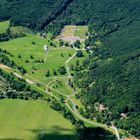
[111,125,121,140]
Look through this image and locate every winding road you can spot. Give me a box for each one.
[0,45,121,140]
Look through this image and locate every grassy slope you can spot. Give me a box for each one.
[0,34,75,82]
[0,20,9,33]
[0,99,75,140]
[10,26,34,34]
[0,25,88,97]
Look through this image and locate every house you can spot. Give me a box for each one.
[120,113,127,119]
[44,45,48,52]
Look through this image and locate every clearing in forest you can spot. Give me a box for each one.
[57,25,88,43]
[0,20,10,33]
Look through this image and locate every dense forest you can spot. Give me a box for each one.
[0,0,140,138]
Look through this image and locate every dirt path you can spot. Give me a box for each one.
[0,64,11,70]
[0,44,121,139]
[64,47,121,140]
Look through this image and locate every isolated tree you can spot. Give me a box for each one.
[70,44,73,48]
[25,60,29,63]
[60,96,64,103]
[53,69,57,75]
[50,42,53,46]
[18,66,27,74]
[45,70,50,77]
[41,59,44,63]
[84,39,90,47]
[70,64,74,70]
[76,50,83,57]
[18,54,21,58]
[76,60,80,66]
[65,42,69,46]
[58,66,66,75]
[32,41,35,45]
[61,53,64,57]
[30,55,34,59]
[68,78,74,87]
[59,39,64,47]
[74,40,80,48]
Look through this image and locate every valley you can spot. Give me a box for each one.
[0,0,139,139]
[0,22,119,140]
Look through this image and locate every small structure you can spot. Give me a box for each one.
[44,45,48,53]
[40,32,46,38]
[120,113,127,119]
[99,104,106,112]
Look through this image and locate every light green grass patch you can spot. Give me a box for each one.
[69,51,89,67]
[10,26,33,35]
[51,79,74,95]
[0,20,10,33]
[74,26,88,39]
[0,99,75,140]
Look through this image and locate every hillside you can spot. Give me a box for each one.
[0,0,140,139]
[0,99,75,140]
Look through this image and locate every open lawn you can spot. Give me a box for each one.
[51,79,74,95]
[74,26,88,39]
[0,20,9,33]
[0,99,75,140]
[10,26,33,35]
[0,33,77,97]
[0,34,75,82]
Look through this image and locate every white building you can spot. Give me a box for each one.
[44,45,48,52]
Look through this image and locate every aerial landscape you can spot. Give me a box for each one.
[0,0,139,140]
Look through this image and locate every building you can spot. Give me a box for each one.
[44,45,48,52]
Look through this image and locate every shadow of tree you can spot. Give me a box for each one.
[31,126,116,140]
[76,127,116,140]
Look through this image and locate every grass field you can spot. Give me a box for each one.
[0,24,89,96]
[51,79,74,95]
[10,26,33,34]
[0,20,10,33]
[0,24,92,139]
[0,34,75,80]
[0,32,80,98]
[74,26,88,39]
[0,99,75,140]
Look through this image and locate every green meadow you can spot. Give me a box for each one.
[0,99,75,140]
[0,24,88,98]
[0,24,90,139]
[0,33,75,81]
[0,20,10,33]
[74,26,88,39]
